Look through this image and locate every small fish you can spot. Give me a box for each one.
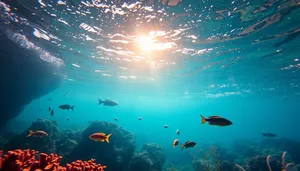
[200,115,232,126]
[263,133,277,137]
[114,117,118,121]
[89,132,112,143]
[50,109,54,116]
[27,130,48,138]
[48,107,51,111]
[176,130,180,135]
[66,117,70,121]
[59,104,75,111]
[98,98,118,106]
[173,139,179,148]
[138,117,143,120]
[164,125,168,128]
[181,141,196,150]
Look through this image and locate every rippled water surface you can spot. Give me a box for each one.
[2,0,300,98]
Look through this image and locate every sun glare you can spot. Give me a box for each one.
[137,35,154,52]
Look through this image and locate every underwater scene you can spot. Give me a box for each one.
[1,0,300,170]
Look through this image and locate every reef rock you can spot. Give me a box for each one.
[4,118,60,153]
[129,143,166,171]
[67,121,135,171]
[0,30,62,130]
[56,129,82,159]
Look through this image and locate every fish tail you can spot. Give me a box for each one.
[200,115,207,124]
[27,130,33,137]
[105,134,112,143]
[98,98,104,105]
[71,105,74,111]
[181,144,185,150]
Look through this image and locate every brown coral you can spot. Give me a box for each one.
[0,149,106,171]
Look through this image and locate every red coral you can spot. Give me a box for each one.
[0,149,106,171]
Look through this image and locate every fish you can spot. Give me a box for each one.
[200,115,232,126]
[50,109,54,116]
[27,130,48,138]
[98,98,118,106]
[48,107,51,111]
[89,132,112,143]
[164,125,168,128]
[173,139,179,148]
[66,117,70,121]
[263,133,277,137]
[59,104,75,111]
[176,130,180,135]
[138,117,143,120]
[181,141,196,150]
[114,117,118,121]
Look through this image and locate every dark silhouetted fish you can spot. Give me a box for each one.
[200,115,232,126]
[48,107,51,111]
[98,98,118,106]
[263,133,277,137]
[59,104,74,111]
[50,109,54,116]
[181,141,196,149]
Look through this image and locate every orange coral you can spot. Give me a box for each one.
[0,149,106,171]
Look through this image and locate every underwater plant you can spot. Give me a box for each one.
[191,145,221,171]
[235,151,298,171]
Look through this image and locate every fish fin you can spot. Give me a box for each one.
[71,105,74,111]
[181,144,185,150]
[100,139,105,142]
[209,116,221,118]
[98,98,103,105]
[200,115,207,124]
[105,134,112,143]
[27,130,33,137]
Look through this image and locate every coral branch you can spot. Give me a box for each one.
[0,149,106,171]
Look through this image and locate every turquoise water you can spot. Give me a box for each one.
[1,0,300,170]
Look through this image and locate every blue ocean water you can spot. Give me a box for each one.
[1,0,300,170]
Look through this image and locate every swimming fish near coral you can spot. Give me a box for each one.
[138,117,143,120]
[176,130,180,135]
[200,115,232,126]
[89,132,112,143]
[181,141,196,150]
[66,117,70,121]
[59,104,75,111]
[98,98,118,106]
[164,125,168,128]
[173,139,179,148]
[114,117,118,121]
[50,109,54,116]
[27,130,48,138]
[48,106,51,111]
[263,133,277,137]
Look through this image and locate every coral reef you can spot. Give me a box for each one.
[129,143,166,171]
[56,129,82,158]
[4,119,60,153]
[67,121,135,171]
[0,149,106,171]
